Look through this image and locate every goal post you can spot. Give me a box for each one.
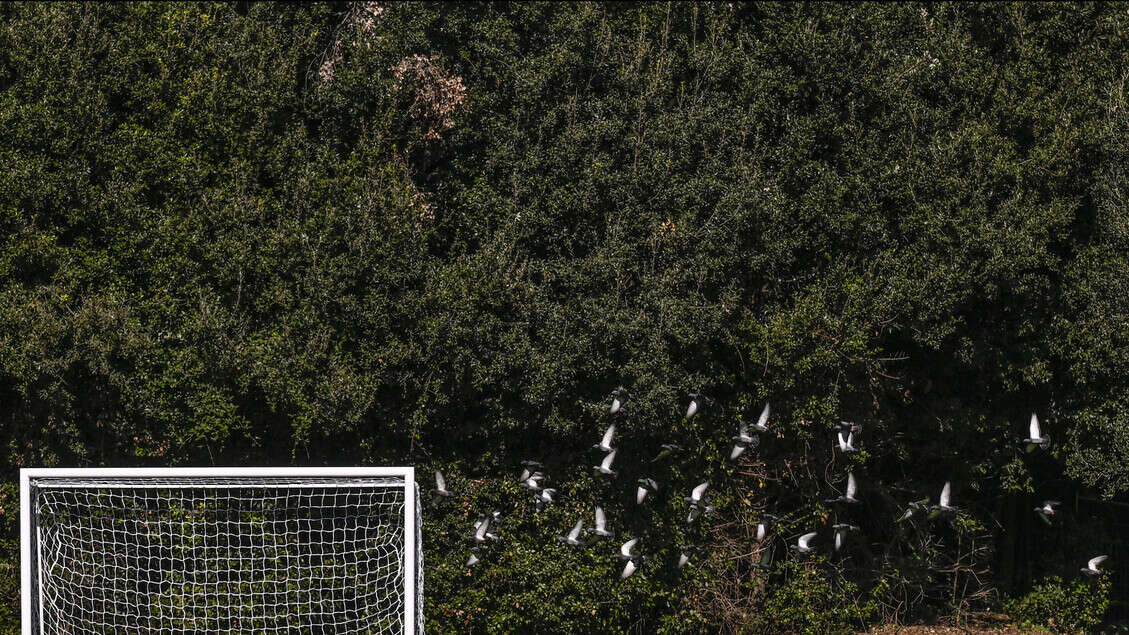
[20,467,423,635]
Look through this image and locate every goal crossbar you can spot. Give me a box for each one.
[21,467,420,635]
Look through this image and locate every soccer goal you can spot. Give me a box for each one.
[20,467,422,635]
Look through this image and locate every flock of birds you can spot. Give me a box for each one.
[434,390,1110,580]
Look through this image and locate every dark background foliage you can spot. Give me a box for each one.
[3,2,1129,632]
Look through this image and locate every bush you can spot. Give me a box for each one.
[1005,575,1110,633]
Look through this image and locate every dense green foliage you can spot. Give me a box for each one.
[1004,575,1111,633]
[3,2,1129,631]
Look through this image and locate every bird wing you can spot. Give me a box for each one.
[610,397,621,413]
[756,523,766,542]
[846,472,857,499]
[601,449,617,470]
[1046,500,1061,508]
[435,471,446,491]
[939,481,951,508]
[567,518,584,541]
[798,532,817,549]
[1089,555,1109,570]
[691,482,710,502]
[595,506,606,529]
[475,518,489,540]
[636,486,647,504]
[1029,413,1041,439]
[847,431,854,447]
[686,398,698,418]
[758,402,771,429]
[837,431,847,450]
[620,538,638,557]
[601,424,616,448]
[466,553,479,566]
[730,444,746,460]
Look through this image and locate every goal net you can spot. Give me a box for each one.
[20,468,422,635]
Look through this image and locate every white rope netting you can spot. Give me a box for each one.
[30,476,418,634]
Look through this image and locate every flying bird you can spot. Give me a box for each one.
[677,544,701,569]
[929,481,958,515]
[636,478,659,504]
[535,488,557,511]
[793,531,818,554]
[521,459,544,469]
[1081,555,1109,576]
[1023,413,1050,452]
[685,393,702,419]
[556,518,586,547]
[434,471,454,498]
[617,538,645,578]
[825,472,860,505]
[755,520,768,543]
[836,430,858,453]
[832,524,859,551]
[836,420,863,434]
[593,449,618,476]
[730,434,760,460]
[651,443,683,462]
[897,498,931,522]
[1035,500,1061,526]
[751,402,771,432]
[473,517,492,545]
[609,387,630,415]
[520,472,546,492]
[594,424,616,452]
[751,546,773,571]
[588,505,613,538]
[466,553,480,567]
[685,482,710,521]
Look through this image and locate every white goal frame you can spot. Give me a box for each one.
[20,466,420,635]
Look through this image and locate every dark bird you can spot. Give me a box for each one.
[651,443,682,462]
[836,420,863,435]
[897,498,931,522]
[751,546,774,571]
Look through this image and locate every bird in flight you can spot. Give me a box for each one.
[617,538,645,578]
[1023,413,1050,452]
[685,482,710,521]
[594,424,616,452]
[929,481,958,516]
[837,430,858,453]
[832,523,859,551]
[792,531,818,554]
[434,471,454,499]
[556,518,586,547]
[1081,555,1109,576]
[636,478,659,504]
[1034,500,1060,526]
[751,402,771,432]
[609,387,630,415]
[685,393,702,419]
[651,443,682,462]
[825,472,860,505]
[593,449,618,477]
[588,506,613,538]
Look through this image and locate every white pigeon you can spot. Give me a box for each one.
[825,471,859,504]
[609,387,625,415]
[793,531,818,554]
[434,471,454,498]
[587,506,613,538]
[677,551,691,569]
[473,517,491,545]
[1023,413,1050,451]
[534,488,557,511]
[636,478,659,504]
[837,430,858,453]
[587,501,614,535]
[466,553,480,567]
[618,538,644,578]
[593,449,618,476]
[556,518,586,547]
[1081,555,1109,575]
[832,524,858,552]
[520,473,545,492]
[1035,500,1061,525]
[594,424,616,452]
[685,481,710,521]
[751,402,771,432]
[930,481,957,514]
[730,434,759,460]
[685,393,701,419]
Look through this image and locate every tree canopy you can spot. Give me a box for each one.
[3,2,1129,632]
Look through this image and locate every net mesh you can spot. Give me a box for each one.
[31,476,418,634]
